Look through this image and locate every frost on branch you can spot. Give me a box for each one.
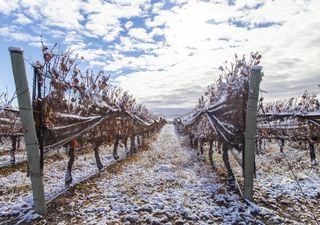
[178,52,262,148]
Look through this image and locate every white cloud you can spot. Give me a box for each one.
[0,0,319,113]
[145,11,172,28]
[14,13,32,25]
[81,0,148,42]
[152,2,164,13]
[170,0,188,5]
[19,0,44,20]
[108,0,150,7]
[0,0,19,15]
[113,0,320,111]
[84,12,119,37]
[78,48,107,61]
[0,26,39,42]
[149,27,164,38]
[89,60,106,68]
[128,28,153,42]
[17,0,84,29]
[235,0,265,8]
[82,1,144,19]
[41,0,83,29]
[124,21,134,30]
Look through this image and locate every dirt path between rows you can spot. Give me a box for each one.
[33,125,265,225]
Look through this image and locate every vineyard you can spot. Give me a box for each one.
[0,47,319,225]
[174,53,320,224]
[0,46,165,224]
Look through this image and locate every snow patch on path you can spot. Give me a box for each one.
[39,125,266,225]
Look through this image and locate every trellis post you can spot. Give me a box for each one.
[243,66,263,201]
[9,47,47,215]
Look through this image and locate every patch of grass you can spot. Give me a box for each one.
[0,162,28,176]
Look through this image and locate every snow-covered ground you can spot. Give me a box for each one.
[32,125,266,225]
[1,124,319,224]
[0,140,128,224]
[223,142,320,225]
[0,139,27,167]
[254,143,320,225]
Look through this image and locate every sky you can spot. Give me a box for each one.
[0,0,319,116]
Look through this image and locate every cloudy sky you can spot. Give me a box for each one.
[0,0,319,116]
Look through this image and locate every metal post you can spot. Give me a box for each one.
[243,66,263,201]
[9,47,47,215]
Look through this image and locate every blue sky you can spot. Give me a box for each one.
[0,0,319,115]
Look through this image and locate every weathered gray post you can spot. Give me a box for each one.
[243,66,263,201]
[9,47,47,215]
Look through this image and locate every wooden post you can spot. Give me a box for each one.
[9,47,47,215]
[243,66,263,201]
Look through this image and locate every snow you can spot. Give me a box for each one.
[255,143,320,197]
[55,113,101,121]
[0,141,129,223]
[0,139,27,166]
[1,125,319,224]
[228,141,320,224]
[31,125,266,224]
